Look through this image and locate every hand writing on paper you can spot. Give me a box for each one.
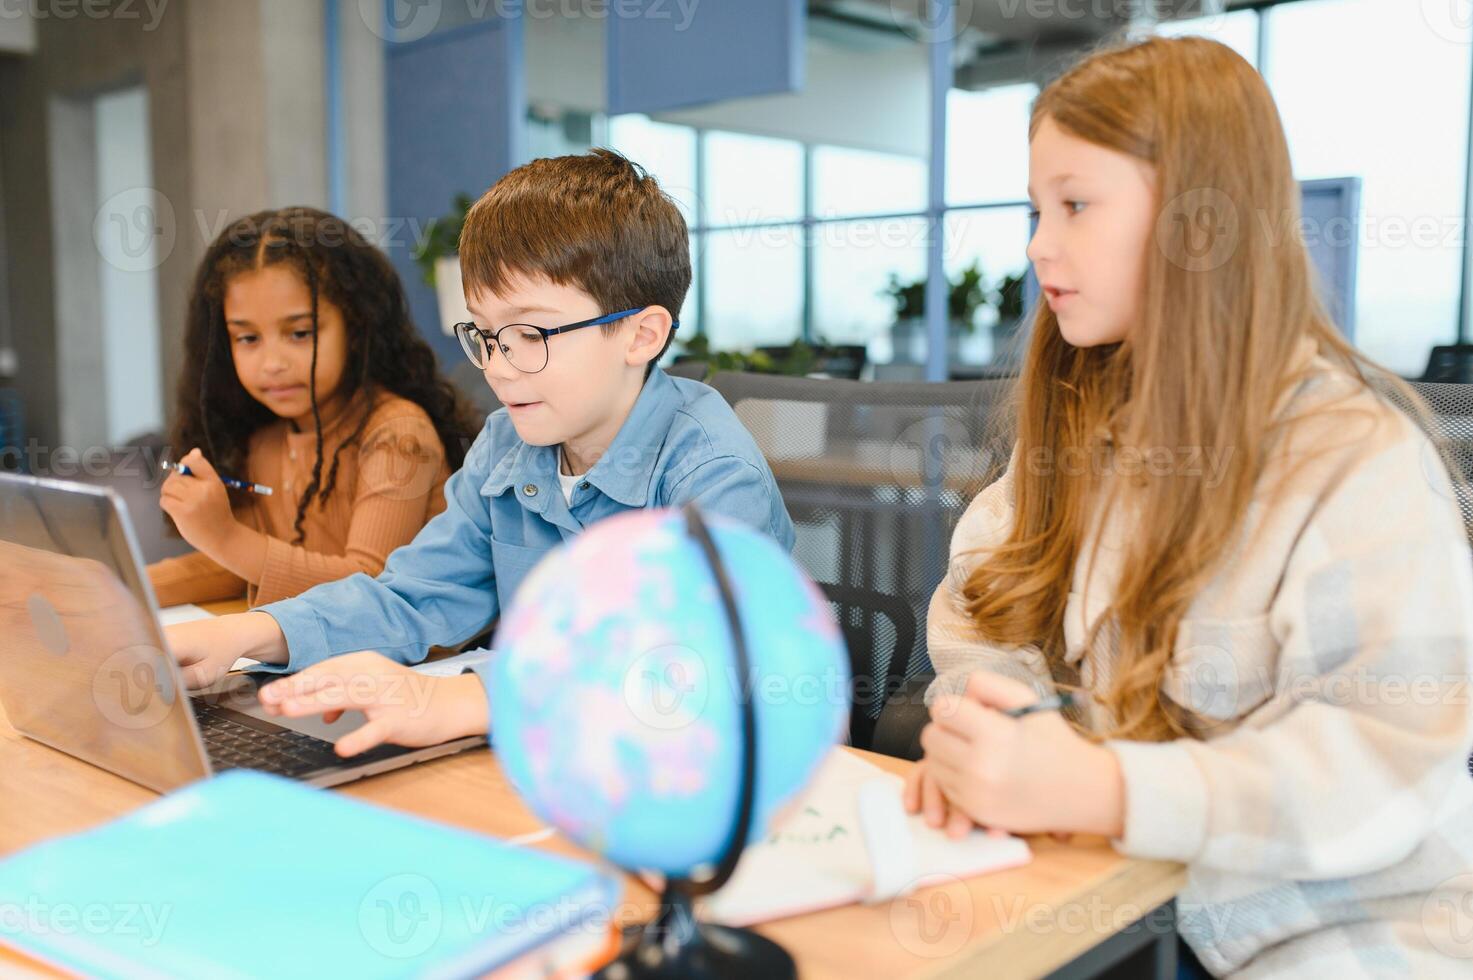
[905,672,1124,838]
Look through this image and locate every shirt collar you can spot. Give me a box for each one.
[480,367,682,509]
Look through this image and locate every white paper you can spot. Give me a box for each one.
[156,603,214,627]
[411,647,495,678]
[702,749,1032,927]
[157,604,260,672]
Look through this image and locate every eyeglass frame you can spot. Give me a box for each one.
[453,307,681,374]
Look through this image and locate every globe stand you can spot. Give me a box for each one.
[595,883,795,980]
[595,506,797,980]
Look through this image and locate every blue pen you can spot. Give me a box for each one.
[1002,691,1076,718]
[161,459,274,496]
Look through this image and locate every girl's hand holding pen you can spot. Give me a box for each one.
[159,448,245,554]
[904,671,1126,838]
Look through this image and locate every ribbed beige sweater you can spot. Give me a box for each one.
[147,389,451,608]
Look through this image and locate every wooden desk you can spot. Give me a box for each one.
[197,597,250,617]
[1,688,1184,979]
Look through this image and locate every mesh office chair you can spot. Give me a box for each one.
[1398,381,1473,781]
[707,371,1013,756]
[1401,380,1473,546]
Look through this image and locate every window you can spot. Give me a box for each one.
[946,82,1036,207]
[702,131,803,227]
[701,225,804,350]
[1155,9,1261,67]
[812,217,927,355]
[606,114,699,225]
[1265,0,1471,375]
[812,146,926,219]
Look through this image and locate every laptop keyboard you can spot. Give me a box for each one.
[190,699,411,778]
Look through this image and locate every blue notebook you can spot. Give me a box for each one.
[0,771,619,979]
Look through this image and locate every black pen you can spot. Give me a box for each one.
[1003,691,1076,718]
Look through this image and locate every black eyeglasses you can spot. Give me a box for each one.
[455,308,667,375]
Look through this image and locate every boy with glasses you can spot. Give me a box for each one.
[166,150,795,753]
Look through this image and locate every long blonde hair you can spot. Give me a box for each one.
[962,36,1411,742]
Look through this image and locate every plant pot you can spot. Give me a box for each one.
[434,256,473,337]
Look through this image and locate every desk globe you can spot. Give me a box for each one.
[488,506,849,979]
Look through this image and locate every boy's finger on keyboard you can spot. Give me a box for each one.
[334,718,392,757]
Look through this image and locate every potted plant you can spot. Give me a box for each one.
[412,193,476,337]
[991,271,1028,364]
[882,260,989,364]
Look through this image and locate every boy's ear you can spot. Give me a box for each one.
[624,306,673,368]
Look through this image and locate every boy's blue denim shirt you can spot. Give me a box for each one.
[254,367,796,687]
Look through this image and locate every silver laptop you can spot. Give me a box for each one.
[0,471,485,793]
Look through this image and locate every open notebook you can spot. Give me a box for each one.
[703,748,1032,926]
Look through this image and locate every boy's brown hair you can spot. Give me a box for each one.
[458,149,690,368]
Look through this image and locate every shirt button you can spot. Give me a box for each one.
[579,482,591,491]
[522,483,539,497]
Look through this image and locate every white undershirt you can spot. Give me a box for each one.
[556,448,581,504]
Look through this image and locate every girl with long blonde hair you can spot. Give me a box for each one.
[904,36,1473,977]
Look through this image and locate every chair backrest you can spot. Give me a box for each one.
[1419,345,1473,384]
[708,371,1013,690]
[665,360,710,382]
[1398,381,1473,547]
[819,581,916,751]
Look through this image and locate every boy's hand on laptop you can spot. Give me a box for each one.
[167,612,287,689]
[257,652,489,757]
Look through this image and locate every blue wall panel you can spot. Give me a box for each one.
[607,0,804,115]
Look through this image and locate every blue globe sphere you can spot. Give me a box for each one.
[488,508,849,876]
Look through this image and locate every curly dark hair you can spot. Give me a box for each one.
[172,207,480,543]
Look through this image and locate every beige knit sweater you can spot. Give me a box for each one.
[926,343,1473,977]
